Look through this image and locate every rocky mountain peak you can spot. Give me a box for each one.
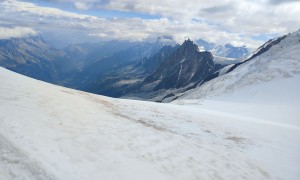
[182,39,197,48]
[142,39,215,91]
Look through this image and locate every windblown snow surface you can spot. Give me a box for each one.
[173,30,300,179]
[0,68,299,180]
[0,31,300,180]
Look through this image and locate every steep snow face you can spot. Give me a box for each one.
[0,67,300,180]
[179,30,300,100]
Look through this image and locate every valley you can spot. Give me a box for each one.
[0,36,249,101]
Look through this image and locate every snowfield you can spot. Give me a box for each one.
[0,65,300,180]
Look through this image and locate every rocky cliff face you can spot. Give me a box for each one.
[143,39,215,90]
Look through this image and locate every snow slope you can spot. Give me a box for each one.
[174,76,300,127]
[172,30,300,178]
[0,67,300,180]
[178,30,300,101]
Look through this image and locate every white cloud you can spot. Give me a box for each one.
[1,0,96,19]
[74,2,92,10]
[101,0,300,35]
[0,0,299,48]
[89,32,109,38]
[0,26,37,39]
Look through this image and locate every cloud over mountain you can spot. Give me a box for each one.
[0,26,37,39]
[0,0,299,48]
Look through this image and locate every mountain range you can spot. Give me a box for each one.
[0,29,299,180]
[196,39,250,58]
[177,30,300,101]
[0,31,295,102]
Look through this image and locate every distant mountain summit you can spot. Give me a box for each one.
[122,39,226,101]
[143,39,215,90]
[196,39,250,58]
[196,39,215,50]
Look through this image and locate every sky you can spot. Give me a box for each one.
[0,0,300,48]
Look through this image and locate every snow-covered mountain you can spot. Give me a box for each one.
[196,39,250,59]
[0,32,297,105]
[1,60,299,179]
[178,30,300,101]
